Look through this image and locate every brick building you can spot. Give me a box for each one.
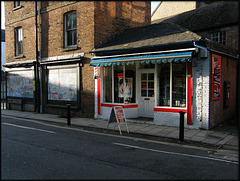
[4,1,151,117]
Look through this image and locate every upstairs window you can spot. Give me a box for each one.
[14,1,21,8]
[15,27,23,56]
[64,11,77,48]
[211,31,226,45]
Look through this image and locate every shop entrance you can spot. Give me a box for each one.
[138,69,155,118]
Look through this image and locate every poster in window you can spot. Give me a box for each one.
[7,70,34,98]
[48,68,77,101]
[211,54,221,100]
[118,77,133,98]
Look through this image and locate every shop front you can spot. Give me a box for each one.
[90,35,238,130]
[90,49,196,128]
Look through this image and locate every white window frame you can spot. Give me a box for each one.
[64,11,77,48]
[15,27,23,56]
[155,62,187,108]
[14,1,21,8]
[211,31,226,45]
[102,65,137,104]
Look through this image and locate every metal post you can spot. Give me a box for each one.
[67,104,71,125]
[179,111,185,142]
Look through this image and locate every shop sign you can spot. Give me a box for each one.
[106,106,129,135]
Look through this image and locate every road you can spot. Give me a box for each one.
[1,115,239,180]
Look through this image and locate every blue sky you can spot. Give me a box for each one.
[151,1,161,14]
[1,1,161,29]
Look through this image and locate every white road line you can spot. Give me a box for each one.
[2,122,56,134]
[113,142,239,165]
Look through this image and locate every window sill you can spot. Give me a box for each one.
[14,55,24,59]
[101,103,138,109]
[154,107,187,113]
[63,46,78,52]
[13,5,23,11]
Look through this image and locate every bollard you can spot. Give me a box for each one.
[179,111,185,142]
[67,104,71,125]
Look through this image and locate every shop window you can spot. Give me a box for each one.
[7,70,34,98]
[103,64,136,104]
[157,63,186,107]
[158,63,170,106]
[211,31,226,45]
[124,64,136,103]
[114,66,124,103]
[103,66,112,102]
[47,67,78,102]
[15,27,23,56]
[172,63,186,107]
[64,11,77,48]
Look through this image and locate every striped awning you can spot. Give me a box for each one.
[90,51,192,66]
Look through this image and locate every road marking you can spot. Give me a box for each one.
[113,142,239,165]
[2,122,56,134]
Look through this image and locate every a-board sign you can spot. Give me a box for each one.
[106,106,129,135]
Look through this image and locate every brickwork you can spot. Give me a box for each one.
[197,25,239,51]
[192,55,210,130]
[4,1,151,117]
[94,1,151,48]
[209,54,238,128]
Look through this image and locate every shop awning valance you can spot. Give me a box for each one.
[90,51,192,66]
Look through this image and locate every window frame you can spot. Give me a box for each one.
[14,1,21,8]
[156,62,187,108]
[102,65,137,105]
[211,31,226,45]
[64,11,77,48]
[15,27,23,57]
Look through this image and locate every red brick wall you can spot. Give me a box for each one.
[94,1,151,47]
[5,1,36,63]
[209,54,238,128]
[5,1,151,117]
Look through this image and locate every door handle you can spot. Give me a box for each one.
[144,98,150,100]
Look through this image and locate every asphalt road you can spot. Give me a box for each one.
[1,115,239,180]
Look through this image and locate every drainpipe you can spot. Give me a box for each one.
[38,1,43,113]
[35,1,39,113]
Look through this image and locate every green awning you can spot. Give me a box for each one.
[90,51,192,66]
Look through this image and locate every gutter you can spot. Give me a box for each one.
[90,40,198,56]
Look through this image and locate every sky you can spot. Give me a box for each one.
[1,1,160,29]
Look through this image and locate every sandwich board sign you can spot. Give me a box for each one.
[106,106,129,135]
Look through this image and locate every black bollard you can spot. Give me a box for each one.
[67,104,71,125]
[179,111,185,142]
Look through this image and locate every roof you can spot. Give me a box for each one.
[92,21,202,54]
[1,29,5,42]
[152,1,239,32]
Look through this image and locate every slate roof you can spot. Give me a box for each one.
[152,1,239,32]
[93,21,202,52]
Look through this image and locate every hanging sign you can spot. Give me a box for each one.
[211,54,221,100]
[106,106,129,135]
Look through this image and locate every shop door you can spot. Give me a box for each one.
[138,69,155,118]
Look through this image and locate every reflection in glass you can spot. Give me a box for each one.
[103,67,112,102]
[158,64,170,106]
[172,63,186,107]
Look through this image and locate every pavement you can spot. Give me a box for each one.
[1,109,239,153]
